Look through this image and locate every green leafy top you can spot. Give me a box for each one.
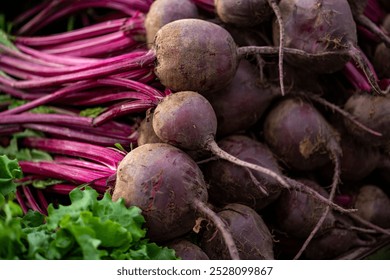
[0,186,178,260]
[0,155,23,196]
[0,129,52,162]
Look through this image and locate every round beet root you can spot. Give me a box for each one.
[113,143,240,259]
[263,97,341,171]
[113,143,208,242]
[200,203,274,260]
[154,19,238,94]
[152,91,217,151]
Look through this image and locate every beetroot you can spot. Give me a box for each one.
[153,19,239,94]
[200,203,274,259]
[202,134,282,210]
[273,0,382,94]
[112,143,239,259]
[263,97,341,172]
[113,143,207,241]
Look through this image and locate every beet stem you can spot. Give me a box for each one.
[192,198,240,260]
[206,140,290,190]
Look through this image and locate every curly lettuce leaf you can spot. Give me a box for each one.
[22,187,176,260]
[0,155,23,196]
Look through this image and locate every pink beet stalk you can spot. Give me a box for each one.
[19,161,109,188]
[22,137,124,170]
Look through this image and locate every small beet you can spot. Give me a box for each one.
[113,143,208,242]
[113,143,240,259]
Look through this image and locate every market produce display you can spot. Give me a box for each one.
[1,0,390,260]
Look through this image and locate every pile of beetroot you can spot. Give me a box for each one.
[1,0,390,260]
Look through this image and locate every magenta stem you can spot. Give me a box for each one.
[35,189,49,215]
[92,99,156,126]
[19,161,109,188]
[54,156,114,174]
[15,17,131,46]
[17,44,100,65]
[21,124,135,146]
[7,50,155,89]
[22,185,45,214]
[343,62,373,92]
[15,188,30,214]
[23,137,124,170]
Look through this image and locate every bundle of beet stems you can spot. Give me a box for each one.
[1,0,390,260]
